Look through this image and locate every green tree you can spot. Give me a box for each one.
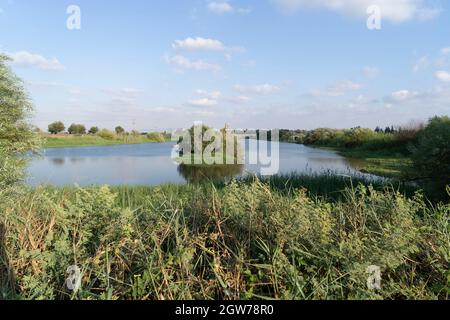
[68,123,86,135]
[115,126,125,135]
[342,128,375,148]
[48,121,65,134]
[0,55,40,190]
[411,116,450,198]
[88,126,99,135]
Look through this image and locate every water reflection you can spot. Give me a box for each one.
[49,158,65,166]
[70,158,86,164]
[178,164,244,183]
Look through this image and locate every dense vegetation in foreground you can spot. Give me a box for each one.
[1,55,449,300]
[1,176,449,300]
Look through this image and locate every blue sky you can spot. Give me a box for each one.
[1,0,449,131]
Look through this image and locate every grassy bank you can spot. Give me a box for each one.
[328,146,412,178]
[43,134,169,148]
[279,126,421,178]
[1,175,448,300]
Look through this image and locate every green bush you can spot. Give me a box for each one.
[1,180,448,300]
[146,132,165,142]
[342,128,376,148]
[411,116,450,197]
[98,129,116,140]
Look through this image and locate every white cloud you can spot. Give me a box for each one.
[413,56,429,72]
[310,80,362,97]
[173,37,226,51]
[272,0,441,22]
[416,7,441,21]
[188,98,218,107]
[224,95,251,104]
[441,47,450,55]
[68,88,82,95]
[120,88,143,96]
[6,50,65,71]
[27,81,66,89]
[208,2,234,14]
[172,37,245,56]
[363,66,379,79]
[103,88,143,106]
[207,2,252,14]
[234,84,280,95]
[151,107,177,113]
[196,90,222,99]
[389,90,419,102]
[192,90,250,106]
[435,70,450,82]
[166,55,221,72]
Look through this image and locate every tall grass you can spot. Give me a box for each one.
[1,176,448,300]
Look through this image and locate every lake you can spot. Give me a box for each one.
[27,141,369,186]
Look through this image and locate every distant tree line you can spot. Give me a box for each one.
[278,123,425,149]
[45,121,168,142]
[374,126,397,134]
[47,122,136,136]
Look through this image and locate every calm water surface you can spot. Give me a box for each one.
[27,141,368,186]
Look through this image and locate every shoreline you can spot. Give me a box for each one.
[282,142,411,178]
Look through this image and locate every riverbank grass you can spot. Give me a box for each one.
[316,146,413,178]
[42,134,170,148]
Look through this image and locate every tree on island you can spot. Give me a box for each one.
[48,121,65,134]
[177,124,243,165]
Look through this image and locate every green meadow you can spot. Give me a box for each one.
[43,133,169,149]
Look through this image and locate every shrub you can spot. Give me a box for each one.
[147,132,165,142]
[98,129,116,140]
[411,116,450,197]
[342,128,376,148]
[0,181,448,300]
[394,122,423,144]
